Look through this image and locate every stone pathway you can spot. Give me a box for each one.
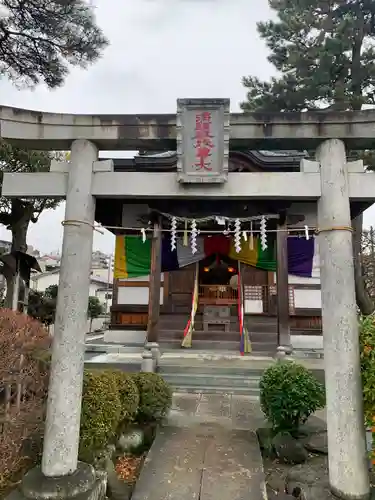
[132,393,268,500]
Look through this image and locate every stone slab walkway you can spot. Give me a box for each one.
[132,393,268,500]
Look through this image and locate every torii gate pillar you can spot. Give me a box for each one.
[42,139,98,477]
[317,139,370,499]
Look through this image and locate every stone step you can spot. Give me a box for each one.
[159,319,240,331]
[165,384,260,396]
[160,315,278,332]
[161,373,260,389]
[245,314,277,324]
[159,339,277,352]
[160,329,241,341]
[160,313,239,321]
[160,340,240,350]
[85,343,142,354]
[249,332,278,343]
[159,362,266,378]
[246,323,278,333]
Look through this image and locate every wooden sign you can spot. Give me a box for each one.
[176,98,230,184]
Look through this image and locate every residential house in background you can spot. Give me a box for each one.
[30,261,113,313]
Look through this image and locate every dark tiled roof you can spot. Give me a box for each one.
[105,150,307,172]
[138,150,307,159]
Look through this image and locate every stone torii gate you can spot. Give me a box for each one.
[2,99,375,500]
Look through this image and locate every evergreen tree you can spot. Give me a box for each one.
[0,143,62,306]
[0,0,108,303]
[0,0,108,88]
[241,0,375,314]
[87,296,104,332]
[241,0,375,113]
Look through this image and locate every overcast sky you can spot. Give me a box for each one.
[0,0,374,255]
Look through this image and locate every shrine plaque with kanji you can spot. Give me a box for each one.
[176,98,230,184]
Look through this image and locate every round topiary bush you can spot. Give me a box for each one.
[259,361,325,433]
[79,370,122,462]
[112,371,140,429]
[132,372,172,422]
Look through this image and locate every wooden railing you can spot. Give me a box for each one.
[198,284,298,311]
[198,285,238,305]
[244,285,296,315]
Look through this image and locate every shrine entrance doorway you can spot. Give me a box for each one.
[198,254,239,306]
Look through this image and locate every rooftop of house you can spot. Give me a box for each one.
[31,267,113,286]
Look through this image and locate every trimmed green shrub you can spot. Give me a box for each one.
[112,371,140,428]
[132,372,172,422]
[359,314,375,426]
[259,361,325,433]
[79,370,122,462]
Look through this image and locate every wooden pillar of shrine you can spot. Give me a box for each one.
[276,219,292,354]
[147,219,162,343]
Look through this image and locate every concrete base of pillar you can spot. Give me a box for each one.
[5,463,107,500]
[146,342,161,369]
[141,350,154,373]
[330,485,371,500]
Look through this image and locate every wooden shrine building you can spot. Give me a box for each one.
[3,98,375,497]
[96,149,337,354]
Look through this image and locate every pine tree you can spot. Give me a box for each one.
[241,0,375,314]
[0,0,108,307]
[241,0,375,113]
[0,0,108,88]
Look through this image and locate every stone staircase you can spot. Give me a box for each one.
[158,357,267,396]
[158,312,279,355]
[245,315,278,354]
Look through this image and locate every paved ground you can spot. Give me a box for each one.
[85,349,325,370]
[131,393,327,500]
[168,392,267,429]
[132,393,269,500]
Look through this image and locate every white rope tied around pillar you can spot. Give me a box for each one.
[61,219,105,234]
[315,226,353,234]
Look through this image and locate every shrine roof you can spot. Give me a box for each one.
[105,150,308,172]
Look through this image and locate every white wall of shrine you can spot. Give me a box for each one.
[244,241,322,314]
[293,287,322,310]
[117,286,164,305]
[244,298,264,314]
[116,275,164,305]
[244,282,321,316]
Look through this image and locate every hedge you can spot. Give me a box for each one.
[132,372,172,422]
[79,370,122,462]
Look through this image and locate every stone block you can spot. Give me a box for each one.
[285,457,336,500]
[304,431,328,455]
[93,159,114,172]
[118,430,144,453]
[5,463,107,500]
[300,159,319,173]
[272,432,308,464]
